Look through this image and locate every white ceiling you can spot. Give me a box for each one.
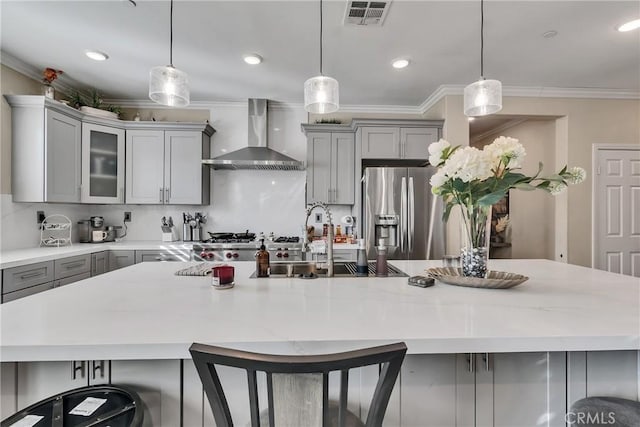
[1,1,639,107]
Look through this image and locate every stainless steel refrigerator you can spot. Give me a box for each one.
[362,167,445,260]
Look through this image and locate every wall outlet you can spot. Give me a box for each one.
[37,211,45,224]
[315,213,323,223]
[124,211,132,222]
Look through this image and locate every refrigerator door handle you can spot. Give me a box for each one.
[401,176,407,253]
[409,177,414,252]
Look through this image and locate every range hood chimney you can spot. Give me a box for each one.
[203,99,305,171]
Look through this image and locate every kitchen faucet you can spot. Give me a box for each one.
[304,202,334,277]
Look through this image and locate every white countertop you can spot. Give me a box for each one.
[0,241,357,269]
[1,259,638,361]
[0,241,194,269]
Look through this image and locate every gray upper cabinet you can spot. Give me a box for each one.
[5,96,82,203]
[306,132,355,205]
[126,128,211,205]
[401,127,439,159]
[125,130,165,204]
[361,126,438,160]
[361,127,400,159]
[81,122,125,204]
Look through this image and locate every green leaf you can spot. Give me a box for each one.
[442,202,454,222]
[514,183,537,191]
[478,191,507,206]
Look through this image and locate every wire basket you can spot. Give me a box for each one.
[40,214,72,247]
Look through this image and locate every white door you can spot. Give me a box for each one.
[593,147,640,276]
[45,109,82,202]
[81,123,125,203]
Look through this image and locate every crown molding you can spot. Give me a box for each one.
[337,103,422,114]
[418,85,466,114]
[501,86,640,99]
[1,50,77,96]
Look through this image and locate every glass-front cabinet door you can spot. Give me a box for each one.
[81,122,125,203]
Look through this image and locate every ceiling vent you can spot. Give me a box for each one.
[344,1,392,26]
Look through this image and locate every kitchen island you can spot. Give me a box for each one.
[1,259,638,426]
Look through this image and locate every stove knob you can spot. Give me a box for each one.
[276,252,282,258]
[225,253,233,259]
[200,252,207,258]
[232,253,239,258]
[283,252,289,258]
[206,252,215,260]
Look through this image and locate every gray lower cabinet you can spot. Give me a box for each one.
[135,249,190,263]
[567,350,640,408]
[2,261,54,303]
[2,255,92,303]
[54,254,91,280]
[108,250,135,271]
[12,360,181,427]
[91,251,109,276]
[15,360,109,411]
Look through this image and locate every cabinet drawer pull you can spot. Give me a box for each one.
[159,188,164,203]
[165,188,170,203]
[64,262,85,269]
[19,271,43,280]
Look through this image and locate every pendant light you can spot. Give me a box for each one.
[149,0,190,107]
[464,0,502,117]
[304,0,339,114]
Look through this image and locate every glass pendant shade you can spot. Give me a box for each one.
[464,78,502,117]
[149,65,190,107]
[304,75,339,114]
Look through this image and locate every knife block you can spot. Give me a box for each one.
[162,228,178,242]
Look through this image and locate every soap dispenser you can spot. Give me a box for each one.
[356,239,368,277]
[256,239,270,277]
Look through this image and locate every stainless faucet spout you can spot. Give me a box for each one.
[304,202,334,277]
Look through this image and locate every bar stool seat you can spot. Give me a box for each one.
[570,396,640,427]
[1,385,143,427]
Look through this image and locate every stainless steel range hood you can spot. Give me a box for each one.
[203,99,305,171]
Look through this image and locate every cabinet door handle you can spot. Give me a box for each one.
[92,360,105,379]
[72,360,86,380]
[165,188,170,204]
[120,187,124,203]
[334,188,338,203]
[466,353,475,373]
[482,353,492,371]
[327,189,331,203]
[159,188,164,203]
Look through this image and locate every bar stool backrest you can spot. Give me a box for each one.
[189,342,407,427]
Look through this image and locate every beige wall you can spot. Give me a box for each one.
[439,95,640,267]
[475,120,557,260]
[119,107,209,122]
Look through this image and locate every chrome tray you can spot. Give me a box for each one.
[425,267,529,289]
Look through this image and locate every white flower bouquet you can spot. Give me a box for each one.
[429,136,586,220]
[428,136,586,277]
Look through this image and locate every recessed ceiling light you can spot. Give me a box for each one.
[392,58,410,69]
[542,30,558,38]
[85,50,109,61]
[243,54,263,65]
[617,18,640,32]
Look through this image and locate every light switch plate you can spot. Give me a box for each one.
[315,213,322,223]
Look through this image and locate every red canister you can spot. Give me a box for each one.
[211,265,235,287]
